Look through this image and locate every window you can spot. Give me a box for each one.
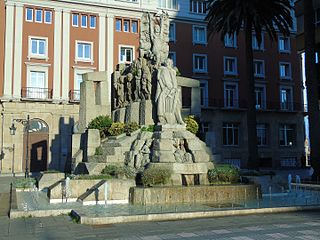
[29,38,47,58]
[190,0,206,14]
[257,124,267,146]
[224,83,238,108]
[158,0,178,10]
[81,15,87,28]
[200,80,208,107]
[255,85,266,110]
[254,60,265,77]
[280,87,293,110]
[44,10,52,24]
[279,36,290,52]
[131,21,138,33]
[224,33,237,48]
[35,9,42,23]
[29,71,46,99]
[193,54,207,73]
[279,124,295,146]
[116,19,122,31]
[72,14,79,27]
[280,157,297,167]
[76,42,92,61]
[123,20,130,32]
[74,74,83,101]
[223,123,239,146]
[224,57,237,75]
[120,46,134,63]
[316,8,320,25]
[26,8,33,22]
[252,34,264,50]
[168,52,176,66]
[193,25,206,44]
[90,16,96,28]
[169,23,176,42]
[279,62,291,79]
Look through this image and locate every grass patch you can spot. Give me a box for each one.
[72,174,113,180]
[15,177,37,189]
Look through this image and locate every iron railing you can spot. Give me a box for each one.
[21,87,52,100]
[69,90,80,102]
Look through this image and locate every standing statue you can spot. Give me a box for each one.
[115,76,125,108]
[134,59,142,101]
[155,59,184,125]
[126,73,133,103]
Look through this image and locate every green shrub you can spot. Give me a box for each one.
[108,122,125,136]
[208,164,240,184]
[141,125,156,132]
[95,146,103,155]
[184,115,199,135]
[73,174,113,180]
[88,115,112,138]
[142,167,172,186]
[101,165,135,179]
[124,122,140,135]
[15,178,37,189]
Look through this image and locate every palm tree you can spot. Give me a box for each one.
[304,0,320,179]
[206,0,293,169]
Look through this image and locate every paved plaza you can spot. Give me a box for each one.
[0,211,319,239]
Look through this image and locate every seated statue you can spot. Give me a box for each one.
[155,58,184,125]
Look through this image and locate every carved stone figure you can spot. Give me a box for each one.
[116,76,125,108]
[133,59,142,101]
[155,59,184,125]
[126,73,133,103]
[148,12,170,65]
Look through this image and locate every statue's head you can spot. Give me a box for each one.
[165,58,173,68]
[155,25,161,34]
[127,73,133,81]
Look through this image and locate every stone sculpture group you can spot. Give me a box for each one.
[113,11,184,125]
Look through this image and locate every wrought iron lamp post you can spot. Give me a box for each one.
[9,115,30,178]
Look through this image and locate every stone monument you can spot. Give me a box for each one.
[111,11,214,185]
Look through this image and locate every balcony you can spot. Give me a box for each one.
[200,98,302,112]
[69,90,80,102]
[21,87,52,100]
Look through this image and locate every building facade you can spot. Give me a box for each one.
[0,0,305,174]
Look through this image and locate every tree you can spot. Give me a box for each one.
[304,0,320,179]
[206,0,293,169]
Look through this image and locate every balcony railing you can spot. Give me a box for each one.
[21,87,52,100]
[198,98,302,112]
[69,90,80,102]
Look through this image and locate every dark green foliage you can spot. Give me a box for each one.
[15,178,37,189]
[184,115,199,135]
[124,122,140,135]
[208,164,240,184]
[108,122,125,136]
[141,125,156,132]
[73,174,113,180]
[101,165,136,179]
[141,167,173,186]
[95,146,103,155]
[87,115,112,138]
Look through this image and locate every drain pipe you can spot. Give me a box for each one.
[0,102,4,174]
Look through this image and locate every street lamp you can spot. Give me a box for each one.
[9,115,30,178]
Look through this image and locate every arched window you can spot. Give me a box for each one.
[26,119,49,133]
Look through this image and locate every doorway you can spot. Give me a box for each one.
[22,119,49,172]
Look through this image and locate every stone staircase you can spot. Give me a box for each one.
[76,133,139,175]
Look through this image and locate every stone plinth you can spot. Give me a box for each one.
[130,184,261,205]
[113,108,126,122]
[139,100,154,125]
[125,101,140,123]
